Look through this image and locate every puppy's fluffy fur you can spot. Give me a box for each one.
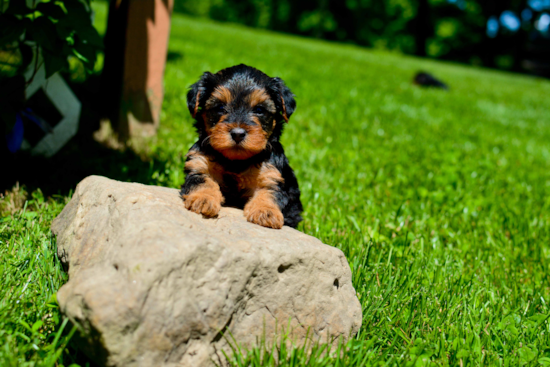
[181,64,303,229]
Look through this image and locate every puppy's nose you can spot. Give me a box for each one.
[230,128,247,143]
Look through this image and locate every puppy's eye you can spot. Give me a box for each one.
[253,106,266,115]
[214,105,225,114]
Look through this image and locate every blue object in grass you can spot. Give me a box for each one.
[21,108,51,133]
[6,113,24,153]
[5,108,49,153]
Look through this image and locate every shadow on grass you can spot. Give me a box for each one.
[1,132,170,198]
[166,50,184,63]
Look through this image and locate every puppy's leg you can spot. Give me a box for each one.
[244,190,284,229]
[184,179,223,218]
[181,150,224,218]
[243,163,284,229]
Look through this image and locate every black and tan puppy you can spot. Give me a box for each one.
[181,64,303,229]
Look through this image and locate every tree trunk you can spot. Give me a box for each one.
[100,0,174,140]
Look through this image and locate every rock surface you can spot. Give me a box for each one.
[52,176,362,367]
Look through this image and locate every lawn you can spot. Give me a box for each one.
[2,2,550,366]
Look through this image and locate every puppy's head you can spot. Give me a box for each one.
[187,64,296,160]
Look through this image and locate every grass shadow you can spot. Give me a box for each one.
[1,132,170,198]
[166,50,184,63]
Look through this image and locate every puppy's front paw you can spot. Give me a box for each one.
[244,202,284,229]
[184,191,221,218]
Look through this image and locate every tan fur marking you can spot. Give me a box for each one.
[248,89,270,106]
[280,95,289,122]
[185,150,225,183]
[201,111,209,134]
[210,122,268,160]
[232,163,283,193]
[257,163,284,189]
[183,179,224,217]
[244,190,284,229]
[209,122,236,153]
[193,89,201,118]
[211,86,233,104]
[248,89,276,113]
[239,163,284,229]
[185,151,209,175]
[183,150,225,217]
[244,121,269,152]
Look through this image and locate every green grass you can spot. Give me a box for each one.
[0,190,78,366]
[2,1,550,365]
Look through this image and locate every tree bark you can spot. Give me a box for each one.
[100,0,174,140]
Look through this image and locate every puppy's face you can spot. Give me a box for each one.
[187,65,296,160]
[202,85,277,160]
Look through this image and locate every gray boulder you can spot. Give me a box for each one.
[52,176,362,367]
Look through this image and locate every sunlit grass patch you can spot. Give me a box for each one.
[0,191,81,366]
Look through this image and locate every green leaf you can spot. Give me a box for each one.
[71,48,89,64]
[46,293,58,305]
[72,41,96,70]
[32,320,43,332]
[63,0,90,16]
[36,1,66,20]
[45,293,59,309]
[75,25,103,48]
[415,354,432,367]
[43,50,68,78]
[5,1,32,16]
[518,345,537,364]
[56,5,102,51]
[62,0,93,31]
[55,17,74,42]
[28,16,57,52]
[19,43,34,73]
[18,319,33,332]
[0,15,26,46]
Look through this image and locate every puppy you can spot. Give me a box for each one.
[181,64,303,229]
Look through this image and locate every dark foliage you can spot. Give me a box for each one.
[0,0,102,134]
[174,0,550,76]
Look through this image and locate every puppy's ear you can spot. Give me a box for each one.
[186,82,201,118]
[187,72,216,118]
[268,77,296,122]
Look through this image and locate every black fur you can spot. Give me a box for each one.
[181,64,303,228]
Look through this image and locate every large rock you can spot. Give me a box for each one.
[52,176,362,367]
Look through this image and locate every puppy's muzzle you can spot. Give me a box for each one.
[230,128,247,144]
